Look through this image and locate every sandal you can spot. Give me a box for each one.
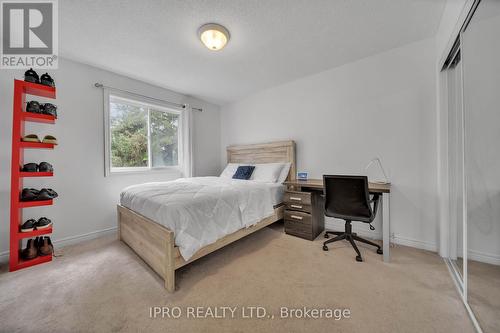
[22,134,41,143]
[42,135,57,145]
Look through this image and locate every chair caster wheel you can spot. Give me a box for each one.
[377,249,383,255]
[356,256,363,262]
[324,233,329,239]
[323,245,329,251]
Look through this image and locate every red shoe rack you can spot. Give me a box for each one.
[9,79,56,271]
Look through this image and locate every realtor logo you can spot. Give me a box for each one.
[1,0,58,69]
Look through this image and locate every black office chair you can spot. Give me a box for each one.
[322,175,383,262]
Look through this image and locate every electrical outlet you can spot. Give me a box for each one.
[390,232,396,248]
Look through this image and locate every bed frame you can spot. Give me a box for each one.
[117,140,296,292]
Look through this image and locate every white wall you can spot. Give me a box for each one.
[220,38,439,251]
[0,58,220,259]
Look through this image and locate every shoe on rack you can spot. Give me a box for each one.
[24,68,40,84]
[34,236,41,248]
[22,134,41,143]
[42,135,57,145]
[21,239,38,260]
[37,188,58,200]
[38,162,53,172]
[20,219,36,232]
[26,101,41,114]
[35,217,52,229]
[20,188,40,201]
[41,103,57,118]
[38,237,53,256]
[40,73,55,87]
[21,163,38,172]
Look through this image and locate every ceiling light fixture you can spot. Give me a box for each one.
[198,23,230,51]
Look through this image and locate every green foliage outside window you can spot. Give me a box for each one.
[150,109,179,167]
[110,99,179,169]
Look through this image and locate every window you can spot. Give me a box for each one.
[104,93,184,174]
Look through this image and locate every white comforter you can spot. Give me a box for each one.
[120,177,276,261]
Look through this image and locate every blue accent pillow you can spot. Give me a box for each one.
[232,166,255,180]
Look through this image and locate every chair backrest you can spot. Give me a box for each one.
[323,175,374,223]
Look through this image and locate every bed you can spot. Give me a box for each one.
[117,140,296,292]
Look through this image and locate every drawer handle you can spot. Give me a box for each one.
[290,197,302,201]
[290,215,303,220]
[290,204,302,209]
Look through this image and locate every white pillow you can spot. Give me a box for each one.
[250,163,285,183]
[220,163,239,179]
[277,162,291,183]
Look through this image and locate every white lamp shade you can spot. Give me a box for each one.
[198,23,230,51]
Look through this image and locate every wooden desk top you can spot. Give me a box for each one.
[284,179,391,193]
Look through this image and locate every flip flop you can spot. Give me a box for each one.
[22,134,40,143]
[42,135,57,145]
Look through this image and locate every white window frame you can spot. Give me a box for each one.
[103,89,184,176]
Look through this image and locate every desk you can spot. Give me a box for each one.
[284,179,391,262]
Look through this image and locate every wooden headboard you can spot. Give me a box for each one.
[226,140,296,181]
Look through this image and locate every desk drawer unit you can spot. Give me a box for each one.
[284,210,312,239]
[285,210,312,225]
[284,191,311,205]
[285,202,311,213]
[284,190,324,241]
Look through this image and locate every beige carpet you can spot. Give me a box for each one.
[0,222,473,333]
[468,259,500,333]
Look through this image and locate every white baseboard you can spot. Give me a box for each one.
[393,235,438,252]
[456,247,500,266]
[468,250,500,266]
[325,220,438,252]
[0,226,117,264]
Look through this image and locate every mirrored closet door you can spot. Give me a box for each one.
[462,0,500,331]
[447,47,464,282]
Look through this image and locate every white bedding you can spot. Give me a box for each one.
[120,177,284,261]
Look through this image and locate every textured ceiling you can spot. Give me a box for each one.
[60,0,446,105]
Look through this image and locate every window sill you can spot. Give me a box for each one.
[108,167,182,176]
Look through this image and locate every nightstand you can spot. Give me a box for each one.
[283,188,324,240]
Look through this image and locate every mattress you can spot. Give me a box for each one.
[120,177,285,261]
